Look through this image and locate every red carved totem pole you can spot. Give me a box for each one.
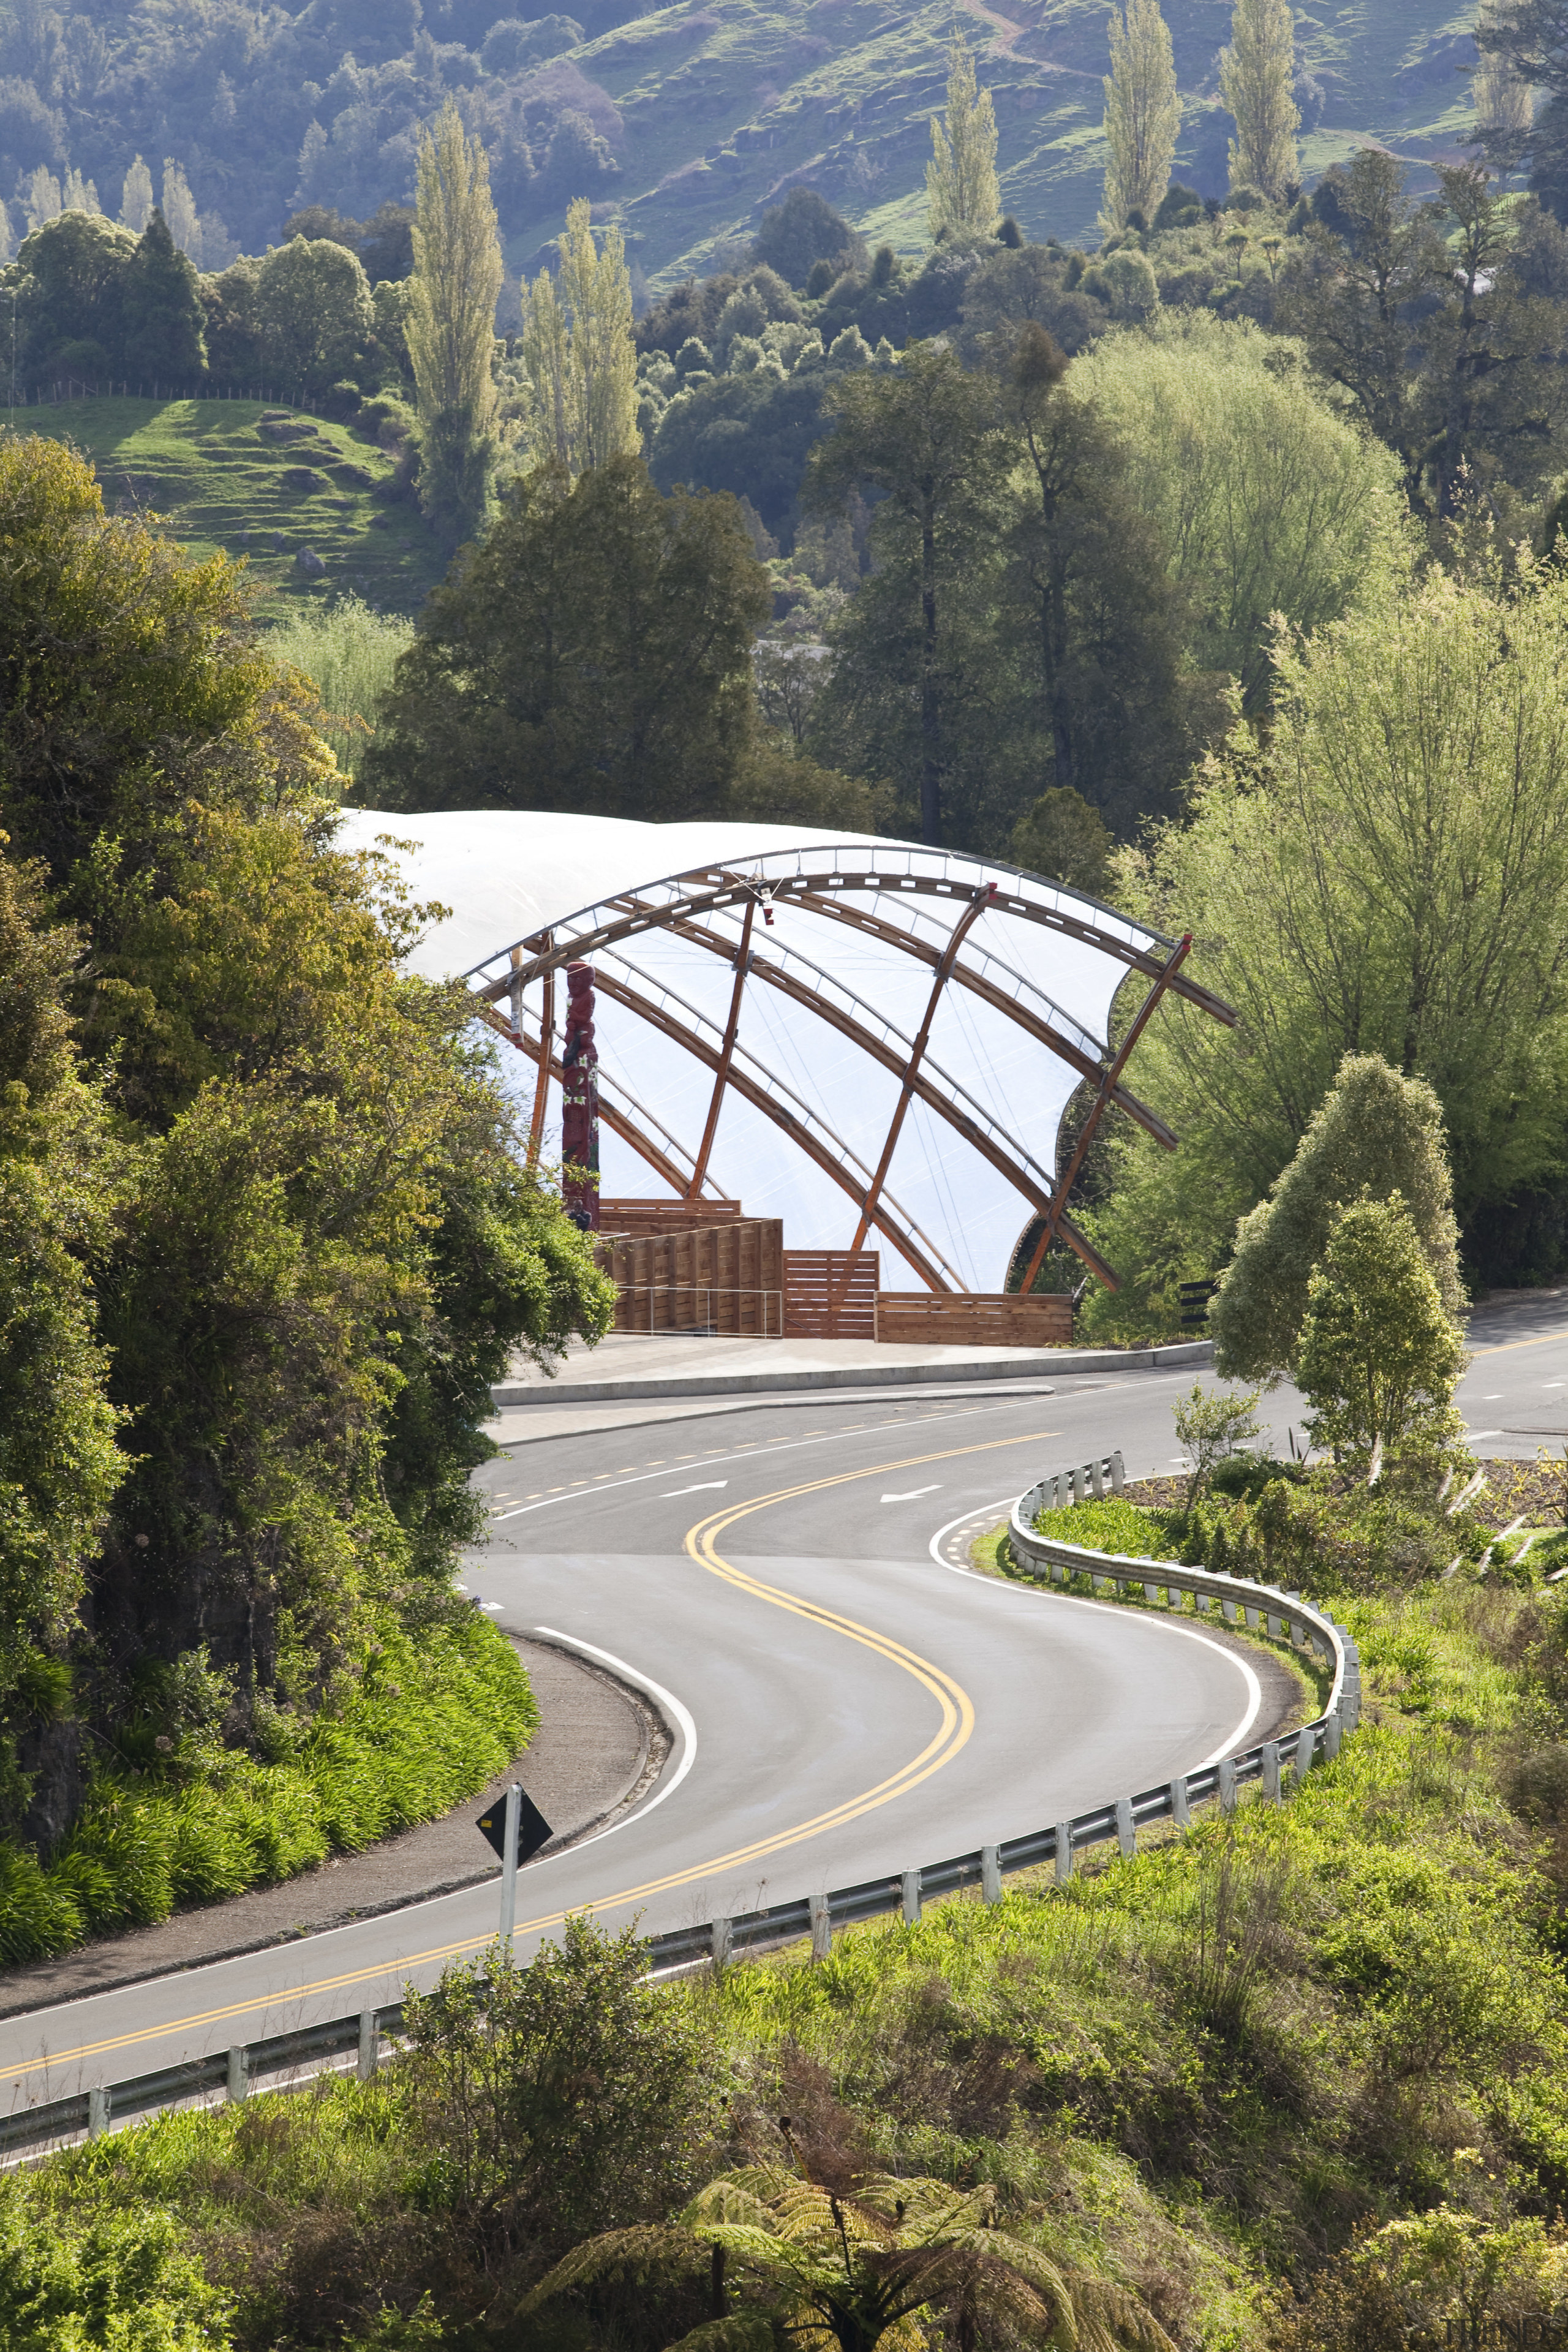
[560,960,599,1230]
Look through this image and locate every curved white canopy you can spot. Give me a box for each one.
[335,809,1218,1292]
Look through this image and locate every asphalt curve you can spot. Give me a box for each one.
[6,1319,1565,2115]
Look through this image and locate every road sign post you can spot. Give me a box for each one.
[475,1783,553,1947]
[499,1784,520,1942]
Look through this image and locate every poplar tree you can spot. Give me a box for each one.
[119,156,154,233]
[1101,0,1181,232]
[1219,0,1300,200]
[408,97,504,547]
[160,159,202,261]
[516,197,638,475]
[927,27,1001,240]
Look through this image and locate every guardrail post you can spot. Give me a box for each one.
[981,1844,1001,1903]
[1294,1725,1315,1785]
[712,1917,732,1969]
[357,2011,379,2080]
[1115,1797,1135,1858]
[1218,1757,1237,1814]
[1325,1707,1342,1760]
[87,2086,110,2139]
[1143,1580,1159,1604]
[1169,1774,1191,1830]
[227,2045,249,2103]
[1054,1822,1072,1883]
[1222,1596,1238,1624]
[1262,1741,1281,1803]
[1110,1450,1125,1491]
[902,1869,921,1924]
[1090,1457,1105,1498]
[1245,1604,1262,1630]
[810,1893,831,1961]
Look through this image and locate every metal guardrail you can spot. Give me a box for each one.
[3,1453,1361,2160]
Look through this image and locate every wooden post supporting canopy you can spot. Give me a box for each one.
[526,932,554,1169]
[685,897,755,1201]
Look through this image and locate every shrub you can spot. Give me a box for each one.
[1296,1193,1465,1471]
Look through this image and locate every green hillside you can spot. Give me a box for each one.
[12,396,447,620]
[510,0,1477,291]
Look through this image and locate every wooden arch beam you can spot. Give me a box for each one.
[478,870,1237,1030]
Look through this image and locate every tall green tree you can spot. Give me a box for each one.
[808,342,1003,843]
[927,26,1001,241]
[408,97,503,546]
[251,233,375,393]
[515,196,638,475]
[119,206,206,381]
[1081,559,1568,1334]
[1101,0,1181,232]
[1296,1194,1465,1467]
[0,432,611,1839]
[1278,150,1448,502]
[0,847,123,1849]
[998,320,1213,830]
[1219,0,1300,198]
[1071,312,1405,710]
[360,454,771,820]
[1211,1053,1462,1383]
[1282,149,1568,515]
[1474,0,1568,215]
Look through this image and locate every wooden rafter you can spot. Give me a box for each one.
[478,869,1237,1028]
[685,896,753,1201]
[477,1003,692,1198]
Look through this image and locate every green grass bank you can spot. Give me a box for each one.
[0,1611,535,1969]
[6,1490,1568,2349]
[6,393,447,618]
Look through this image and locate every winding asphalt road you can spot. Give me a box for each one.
[4,1306,1566,2119]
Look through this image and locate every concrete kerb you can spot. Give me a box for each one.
[489,1337,1214,1408]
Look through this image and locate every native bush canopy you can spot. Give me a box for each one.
[0,431,611,1904]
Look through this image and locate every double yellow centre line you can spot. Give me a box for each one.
[14,1431,1047,2083]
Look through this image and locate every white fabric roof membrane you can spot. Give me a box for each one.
[334,809,1186,1293]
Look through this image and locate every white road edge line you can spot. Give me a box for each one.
[532,1627,698,1849]
[925,1500,1264,1767]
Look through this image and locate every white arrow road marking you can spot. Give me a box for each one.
[661,1480,729,1496]
[479,1600,503,1611]
[881,1484,943,1502]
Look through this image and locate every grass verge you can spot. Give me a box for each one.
[0,1611,535,1968]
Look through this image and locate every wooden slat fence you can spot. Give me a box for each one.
[782,1251,880,1339]
[598,1219,782,1334]
[873,1292,1072,1347]
[598,1198,744,1236]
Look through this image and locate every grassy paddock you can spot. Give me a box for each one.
[5,393,446,617]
